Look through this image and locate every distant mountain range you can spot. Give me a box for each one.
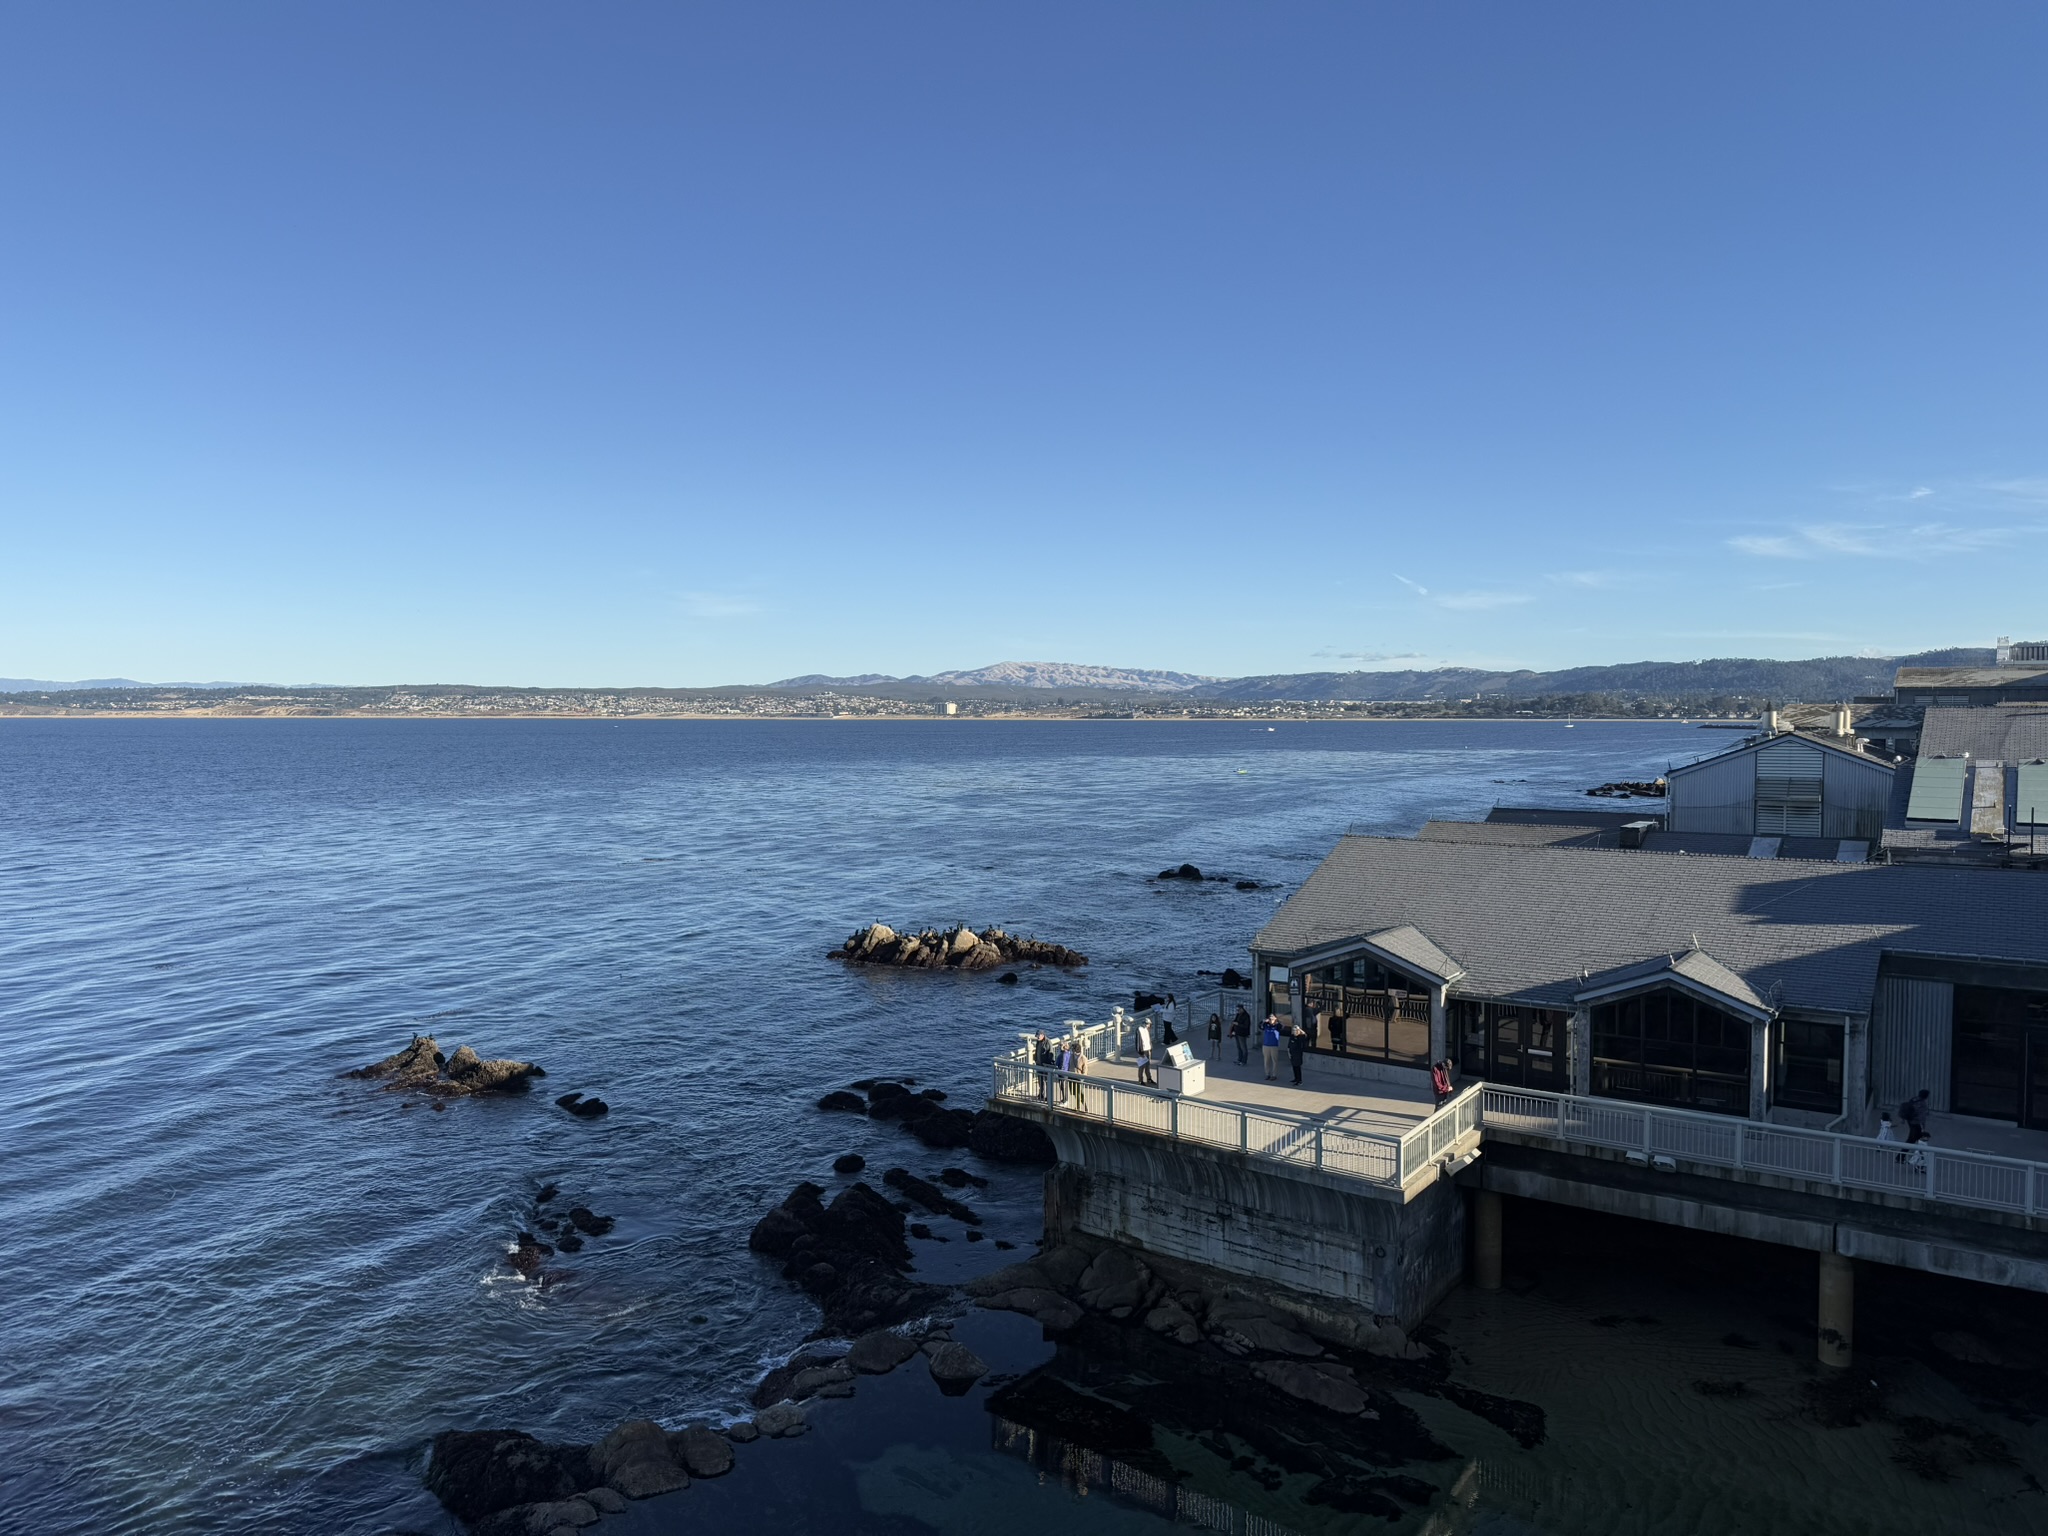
[771,662,1224,693]
[0,677,245,693]
[768,650,1995,702]
[4,648,1998,703]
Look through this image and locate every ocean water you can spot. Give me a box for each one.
[10,717,2033,1536]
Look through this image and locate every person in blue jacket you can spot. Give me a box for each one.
[1260,1015,1282,1081]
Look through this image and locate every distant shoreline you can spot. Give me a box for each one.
[0,710,1742,724]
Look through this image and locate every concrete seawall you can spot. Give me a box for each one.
[1037,1114,1468,1332]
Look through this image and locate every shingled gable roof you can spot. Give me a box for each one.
[1359,925,1465,985]
[1251,835,2048,1015]
[1574,948,1770,1020]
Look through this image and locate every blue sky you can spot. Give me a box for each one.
[3,4,2045,686]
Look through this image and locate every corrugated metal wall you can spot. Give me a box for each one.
[1756,739,1825,836]
[1667,749,1754,834]
[1870,977,1952,1113]
[1821,751,1894,841]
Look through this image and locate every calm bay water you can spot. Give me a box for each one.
[8,718,2036,1536]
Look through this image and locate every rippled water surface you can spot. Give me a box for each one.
[0,718,1754,1532]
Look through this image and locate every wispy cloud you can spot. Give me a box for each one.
[1392,573,1429,596]
[1546,570,1624,589]
[1729,534,1807,558]
[1312,649,1427,664]
[1730,521,2027,559]
[1434,590,1534,611]
[679,590,761,620]
[1729,476,2048,561]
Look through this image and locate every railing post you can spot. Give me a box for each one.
[1832,1135,1842,1187]
[1239,1108,1249,1153]
[1314,1124,1325,1169]
[1926,1149,1937,1199]
[1170,1095,1180,1140]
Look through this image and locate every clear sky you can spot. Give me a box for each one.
[3,4,2045,686]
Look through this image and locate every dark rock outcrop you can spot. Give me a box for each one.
[846,1329,922,1374]
[926,1341,990,1394]
[832,1153,867,1175]
[555,1092,610,1119]
[747,1180,945,1337]
[829,922,1086,971]
[883,1167,981,1225]
[1155,863,1203,881]
[967,1109,1056,1165]
[588,1419,688,1499]
[349,1035,543,1097]
[669,1426,734,1479]
[817,1090,868,1114]
[424,1429,587,1524]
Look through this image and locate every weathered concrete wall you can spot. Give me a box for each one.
[1041,1119,1466,1327]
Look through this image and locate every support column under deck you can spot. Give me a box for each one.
[1818,1250,1854,1368]
[1472,1188,1503,1290]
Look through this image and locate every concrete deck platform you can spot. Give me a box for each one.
[1073,1047,1438,1135]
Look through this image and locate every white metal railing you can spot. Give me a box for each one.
[1479,1084,2048,1217]
[990,1056,1482,1192]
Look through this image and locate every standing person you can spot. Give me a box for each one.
[1032,1030,1055,1102]
[1901,1089,1932,1144]
[1329,1010,1348,1055]
[1232,1004,1252,1065]
[1206,1012,1224,1062]
[1160,1013,1180,1051]
[1069,1039,1090,1113]
[1303,1004,1321,1051]
[1287,1022,1307,1085]
[1430,1058,1453,1108]
[1135,1015,1156,1087]
[1056,1036,1076,1105]
[1260,1015,1282,1081]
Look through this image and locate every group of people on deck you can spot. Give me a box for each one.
[1032,999,1461,1108]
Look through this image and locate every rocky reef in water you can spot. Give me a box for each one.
[345,1035,544,1096]
[966,1232,1545,1454]
[816,1076,1057,1160]
[828,922,1086,971]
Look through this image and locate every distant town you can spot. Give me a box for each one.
[0,683,1773,722]
[0,645,2030,724]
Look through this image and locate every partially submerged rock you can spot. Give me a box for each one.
[1253,1359,1371,1415]
[349,1034,544,1097]
[847,1328,922,1374]
[746,1180,946,1337]
[669,1426,734,1479]
[424,1429,589,1525]
[754,1401,807,1438]
[883,1167,980,1225]
[926,1341,990,1394]
[829,923,1086,971]
[588,1419,688,1499]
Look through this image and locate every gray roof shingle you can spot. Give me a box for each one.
[1251,835,2048,1014]
[1919,705,2048,763]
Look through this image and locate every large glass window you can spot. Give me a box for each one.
[1951,985,2048,1124]
[1301,960,1430,1068]
[1773,1018,1843,1113]
[1591,990,1752,1115]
